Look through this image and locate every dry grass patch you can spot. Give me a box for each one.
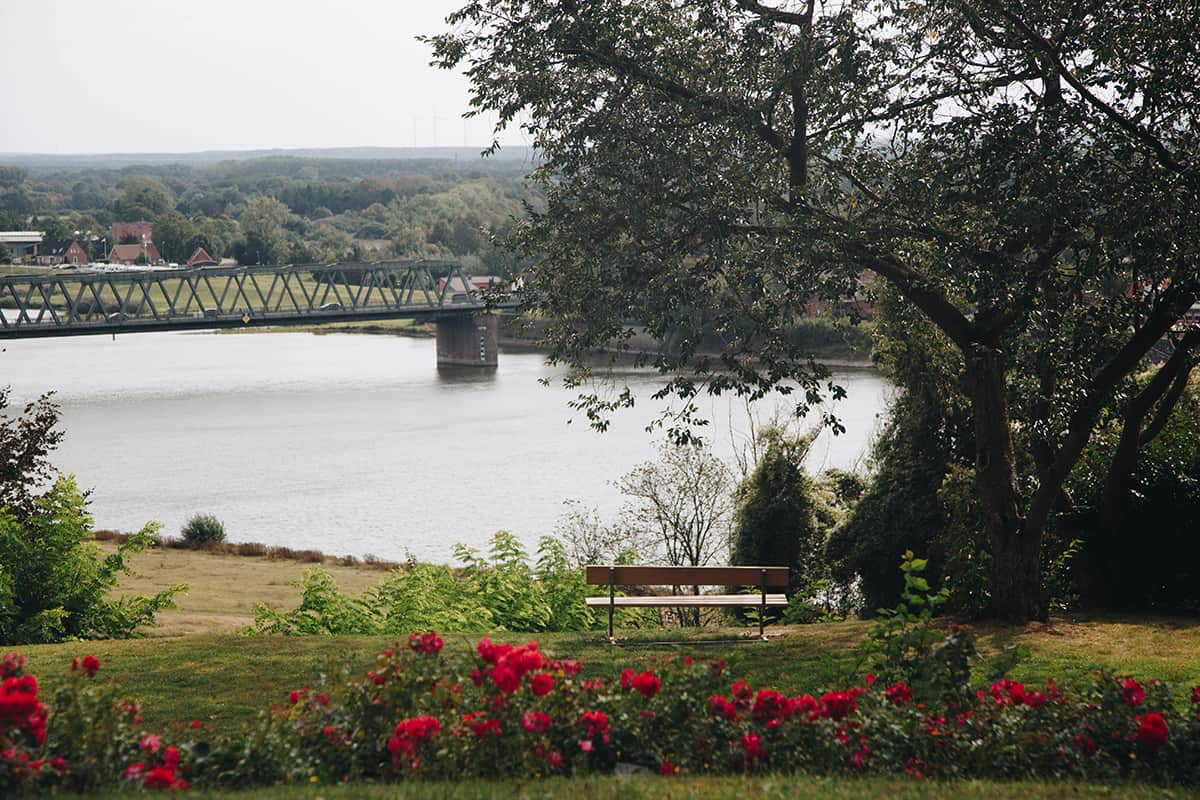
[99,541,387,636]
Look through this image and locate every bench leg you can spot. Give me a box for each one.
[608,567,616,645]
[760,569,767,641]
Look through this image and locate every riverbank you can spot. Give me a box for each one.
[212,313,879,368]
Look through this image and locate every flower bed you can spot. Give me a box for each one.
[3,630,1200,791]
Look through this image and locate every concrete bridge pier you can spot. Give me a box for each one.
[435,313,499,368]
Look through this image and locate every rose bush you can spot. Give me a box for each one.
[4,628,1200,791]
[1,652,193,793]
[225,628,1200,788]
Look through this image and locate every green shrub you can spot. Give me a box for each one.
[247,532,598,636]
[0,477,185,645]
[181,513,226,547]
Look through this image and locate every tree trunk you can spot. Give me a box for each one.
[1082,339,1196,608]
[965,347,1047,622]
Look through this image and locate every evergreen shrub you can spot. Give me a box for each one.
[181,513,226,548]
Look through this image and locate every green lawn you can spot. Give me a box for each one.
[19,616,1200,738]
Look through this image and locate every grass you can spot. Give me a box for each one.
[58,543,1200,735]
[97,541,387,636]
[19,614,1200,736]
[214,317,434,336]
[85,776,1193,800]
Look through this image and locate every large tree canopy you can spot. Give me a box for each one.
[431,0,1200,620]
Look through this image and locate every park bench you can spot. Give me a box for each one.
[584,565,789,644]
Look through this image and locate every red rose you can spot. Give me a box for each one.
[752,689,787,722]
[492,666,520,694]
[409,632,444,655]
[885,682,913,705]
[741,732,764,764]
[521,711,551,732]
[1136,712,1168,749]
[990,679,1026,706]
[531,673,554,696]
[632,671,661,699]
[790,695,819,720]
[1192,685,1200,705]
[731,680,753,708]
[468,716,501,739]
[0,652,26,679]
[1122,678,1146,708]
[143,766,178,789]
[818,690,857,720]
[619,668,635,690]
[476,637,513,665]
[707,695,737,721]
[80,655,101,676]
[581,709,609,739]
[659,759,679,775]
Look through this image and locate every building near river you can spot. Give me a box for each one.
[35,239,89,266]
[0,231,44,262]
[108,241,162,265]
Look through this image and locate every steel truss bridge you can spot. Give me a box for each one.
[0,261,513,339]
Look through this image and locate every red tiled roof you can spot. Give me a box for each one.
[187,246,216,267]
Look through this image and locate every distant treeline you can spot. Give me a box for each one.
[0,151,542,275]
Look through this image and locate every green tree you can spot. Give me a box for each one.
[0,242,10,264]
[189,216,240,260]
[731,427,819,598]
[36,216,72,242]
[152,210,197,263]
[432,1,1200,621]
[113,176,173,221]
[237,197,291,265]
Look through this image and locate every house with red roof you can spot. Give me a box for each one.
[108,242,162,265]
[186,246,218,268]
[35,239,89,266]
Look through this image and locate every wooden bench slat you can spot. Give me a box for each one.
[585,594,788,607]
[584,565,789,587]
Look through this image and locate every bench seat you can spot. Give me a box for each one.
[585,594,788,607]
[585,564,790,643]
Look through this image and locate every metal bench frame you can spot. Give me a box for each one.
[584,565,789,644]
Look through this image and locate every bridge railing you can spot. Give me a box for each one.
[0,261,508,337]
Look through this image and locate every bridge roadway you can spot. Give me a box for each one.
[0,260,515,366]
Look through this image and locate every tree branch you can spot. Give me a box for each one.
[971,1,1191,176]
[1026,286,1198,532]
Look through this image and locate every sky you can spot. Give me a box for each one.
[0,0,529,154]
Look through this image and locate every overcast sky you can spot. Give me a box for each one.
[0,0,528,154]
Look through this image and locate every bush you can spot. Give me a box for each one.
[0,390,183,645]
[0,478,185,645]
[6,625,1200,789]
[181,513,226,547]
[1,653,192,792]
[247,532,598,636]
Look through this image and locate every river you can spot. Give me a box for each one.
[2,331,892,562]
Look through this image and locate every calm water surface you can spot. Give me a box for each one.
[3,331,892,562]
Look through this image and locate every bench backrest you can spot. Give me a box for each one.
[584,565,789,587]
